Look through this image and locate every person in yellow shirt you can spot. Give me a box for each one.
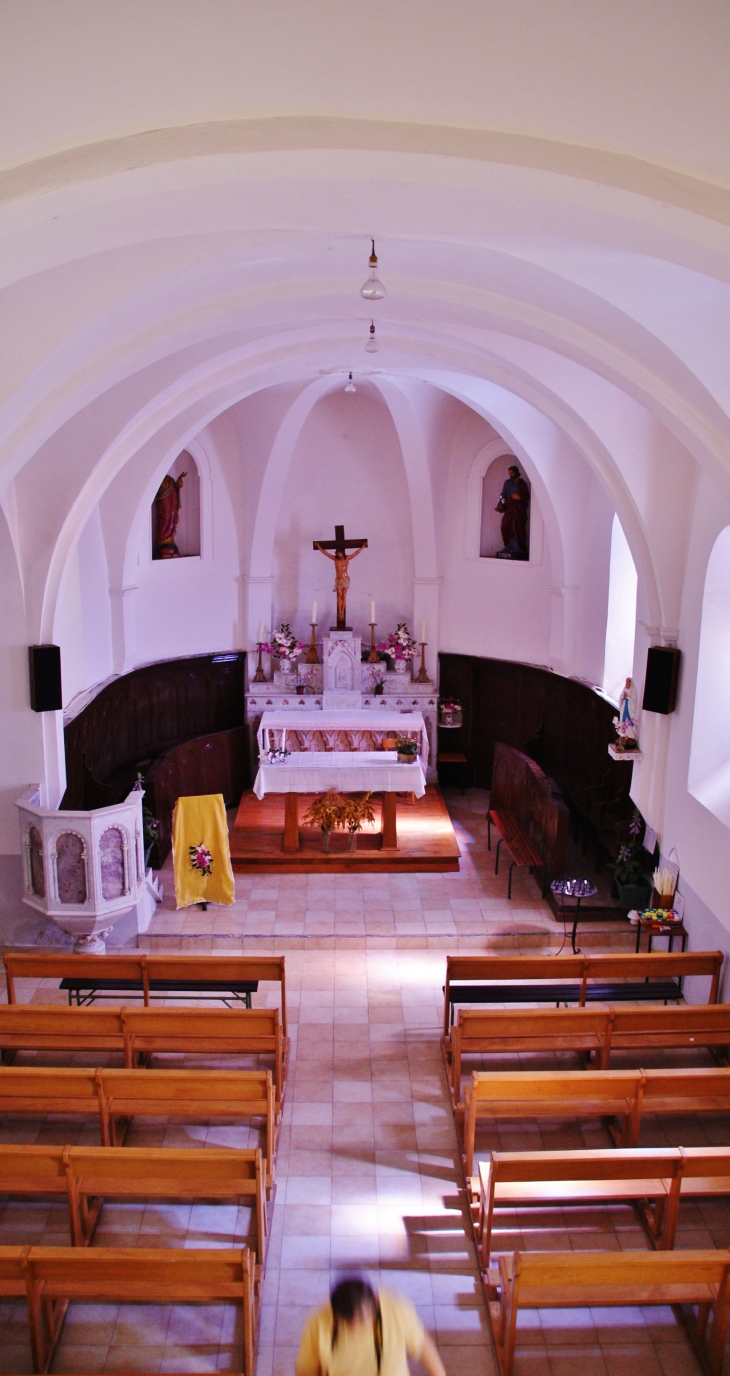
[296,1277,446,1376]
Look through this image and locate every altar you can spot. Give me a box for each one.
[256,709,429,767]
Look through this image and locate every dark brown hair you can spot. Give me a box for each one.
[330,1277,382,1370]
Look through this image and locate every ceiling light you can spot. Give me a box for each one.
[364,321,379,353]
[360,239,386,300]
[344,372,356,393]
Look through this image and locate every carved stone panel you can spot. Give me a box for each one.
[56,832,87,904]
[100,826,126,901]
[28,825,45,897]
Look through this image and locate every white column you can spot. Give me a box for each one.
[243,575,274,681]
[548,585,579,676]
[109,584,139,675]
[412,577,442,682]
[40,709,66,809]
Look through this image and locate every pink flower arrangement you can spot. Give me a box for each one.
[377,621,417,662]
[262,622,306,662]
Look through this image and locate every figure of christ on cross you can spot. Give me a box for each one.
[313,524,368,630]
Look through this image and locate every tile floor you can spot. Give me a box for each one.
[0,790,723,1375]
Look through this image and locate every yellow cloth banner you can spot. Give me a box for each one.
[171,793,235,909]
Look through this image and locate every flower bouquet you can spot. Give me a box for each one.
[262,622,306,663]
[378,622,417,672]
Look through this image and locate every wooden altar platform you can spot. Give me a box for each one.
[229,785,461,873]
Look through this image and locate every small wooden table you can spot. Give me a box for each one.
[635,917,688,954]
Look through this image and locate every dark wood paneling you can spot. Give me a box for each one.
[145,726,248,866]
[63,653,246,809]
[438,653,633,834]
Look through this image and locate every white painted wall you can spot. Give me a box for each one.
[604,515,638,704]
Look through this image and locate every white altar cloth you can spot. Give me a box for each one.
[257,709,429,768]
[253,751,426,799]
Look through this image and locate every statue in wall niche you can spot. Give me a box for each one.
[495,463,530,560]
[152,471,186,559]
[614,677,640,752]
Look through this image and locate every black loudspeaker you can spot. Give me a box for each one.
[29,645,62,712]
[642,646,681,715]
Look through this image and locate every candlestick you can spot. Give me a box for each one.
[306,620,320,664]
[416,640,429,682]
[253,641,267,682]
[367,621,380,663]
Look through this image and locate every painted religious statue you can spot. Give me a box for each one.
[152,470,186,559]
[614,676,640,752]
[313,523,368,629]
[495,462,530,560]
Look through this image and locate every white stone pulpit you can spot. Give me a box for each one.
[322,631,362,709]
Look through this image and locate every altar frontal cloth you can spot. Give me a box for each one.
[172,793,235,908]
[253,751,426,799]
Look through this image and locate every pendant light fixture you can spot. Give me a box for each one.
[344,371,356,393]
[364,320,379,353]
[360,239,386,300]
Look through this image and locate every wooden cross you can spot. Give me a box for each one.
[313,524,368,630]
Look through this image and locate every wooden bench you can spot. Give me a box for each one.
[444,1006,612,1104]
[0,1065,277,1184]
[442,950,724,1034]
[489,809,546,899]
[3,953,289,1033]
[0,1003,289,1105]
[444,1003,730,1104]
[485,1248,730,1376]
[20,1245,256,1376]
[472,1145,685,1265]
[0,1143,267,1272]
[461,1066,730,1175]
[121,1006,289,1103]
[461,1068,644,1176]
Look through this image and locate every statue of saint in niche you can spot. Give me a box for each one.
[152,471,186,559]
[495,463,530,560]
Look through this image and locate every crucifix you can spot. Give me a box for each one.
[313,523,368,630]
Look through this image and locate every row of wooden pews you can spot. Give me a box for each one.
[439,950,730,1376]
[0,951,290,1374]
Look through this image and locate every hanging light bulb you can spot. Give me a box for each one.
[364,320,379,354]
[344,371,357,393]
[360,239,386,300]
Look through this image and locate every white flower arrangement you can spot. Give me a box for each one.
[262,622,305,662]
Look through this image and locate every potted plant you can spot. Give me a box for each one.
[340,793,375,852]
[262,622,306,675]
[378,622,417,677]
[612,810,651,910]
[302,789,345,853]
[396,737,418,764]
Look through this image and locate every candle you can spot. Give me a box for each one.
[370,600,376,624]
[421,620,427,643]
[257,620,265,644]
[281,729,286,751]
[311,600,317,625]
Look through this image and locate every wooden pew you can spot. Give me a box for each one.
[442,950,724,1034]
[0,1003,289,1104]
[22,1245,256,1376]
[490,809,546,899]
[445,1003,730,1105]
[639,1067,730,1145]
[0,1143,267,1273]
[3,952,289,1034]
[0,1066,277,1183]
[0,1004,125,1065]
[461,1068,644,1176]
[97,1067,277,1179]
[121,1006,289,1104]
[472,1145,683,1265]
[444,1007,611,1105]
[65,1145,267,1269]
[0,1246,30,1300]
[485,1248,730,1376]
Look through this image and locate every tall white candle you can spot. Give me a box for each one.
[281,729,286,751]
[370,600,376,624]
[421,620,427,643]
[311,600,317,624]
[257,619,265,644]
